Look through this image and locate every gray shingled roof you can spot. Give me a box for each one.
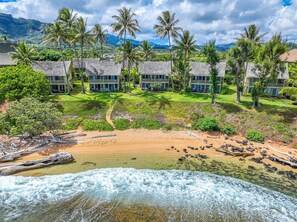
[0,43,16,53]
[85,60,122,76]
[73,58,100,69]
[246,62,289,79]
[0,53,17,66]
[138,61,171,75]
[190,62,226,77]
[32,61,71,76]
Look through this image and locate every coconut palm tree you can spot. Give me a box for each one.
[44,22,72,92]
[154,10,182,91]
[111,7,141,75]
[73,16,95,93]
[10,42,37,65]
[173,30,196,94]
[92,24,108,60]
[57,7,77,31]
[117,41,138,92]
[137,40,155,61]
[202,40,220,105]
[240,24,267,45]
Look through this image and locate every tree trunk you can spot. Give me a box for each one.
[59,42,72,94]
[128,60,131,92]
[183,52,187,94]
[122,30,127,93]
[211,93,215,104]
[253,96,259,107]
[80,40,85,94]
[235,65,241,103]
[100,41,103,60]
[168,33,174,92]
[242,61,249,93]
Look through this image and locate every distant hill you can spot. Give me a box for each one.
[0,13,235,51]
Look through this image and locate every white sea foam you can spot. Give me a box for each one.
[0,168,296,221]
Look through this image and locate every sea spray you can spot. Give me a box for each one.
[0,168,296,221]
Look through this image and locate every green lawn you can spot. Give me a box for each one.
[51,82,297,143]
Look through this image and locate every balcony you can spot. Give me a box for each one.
[89,79,118,83]
[141,78,168,82]
[48,79,65,84]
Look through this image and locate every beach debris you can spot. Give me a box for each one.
[89,134,117,139]
[81,161,96,166]
[0,152,74,175]
[267,144,291,157]
[268,155,297,168]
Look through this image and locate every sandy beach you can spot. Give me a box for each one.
[10,129,297,177]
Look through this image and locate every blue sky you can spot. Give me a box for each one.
[0,0,296,44]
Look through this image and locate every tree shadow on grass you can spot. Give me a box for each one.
[148,96,172,110]
[183,93,211,101]
[216,102,243,113]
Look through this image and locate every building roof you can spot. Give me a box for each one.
[246,62,289,79]
[85,60,122,76]
[73,58,100,69]
[32,61,71,76]
[0,53,17,66]
[0,43,16,53]
[280,49,297,63]
[138,61,171,75]
[189,62,226,77]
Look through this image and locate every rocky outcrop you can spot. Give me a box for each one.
[0,152,74,175]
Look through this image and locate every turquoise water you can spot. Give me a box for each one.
[0,168,296,222]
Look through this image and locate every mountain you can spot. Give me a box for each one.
[0,13,235,51]
[0,13,47,43]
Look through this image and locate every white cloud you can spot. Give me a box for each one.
[0,0,295,44]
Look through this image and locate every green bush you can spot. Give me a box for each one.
[221,126,236,135]
[194,117,219,131]
[246,130,265,142]
[114,118,131,130]
[131,118,162,130]
[62,118,83,130]
[82,120,114,131]
[163,124,173,131]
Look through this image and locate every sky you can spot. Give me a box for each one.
[0,0,296,44]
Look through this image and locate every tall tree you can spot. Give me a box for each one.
[57,7,77,31]
[227,46,245,103]
[117,41,138,92]
[92,24,108,60]
[10,42,37,65]
[0,35,9,43]
[238,24,267,91]
[111,7,140,92]
[137,40,155,61]
[73,17,95,93]
[173,30,196,94]
[252,34,287,107]
[202,40,220,104]
[154,11,182,91]
[44,22,73,92]
[280,64,297,100]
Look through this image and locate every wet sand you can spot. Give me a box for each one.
[11,129,297,177]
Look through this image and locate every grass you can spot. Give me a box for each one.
[51,82,297,143]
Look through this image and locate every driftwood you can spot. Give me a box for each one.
[215,148,254,157]
[268,154,297,168]
[62,133,87,139]
[267,144,291,157]
[90,134,117,139]
[0,152,74,175]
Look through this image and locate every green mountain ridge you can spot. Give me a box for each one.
[0,13,47,43]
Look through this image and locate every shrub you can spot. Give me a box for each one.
[62,118,83,130]
[246,130,265,142]
[194,117,219,131]
[82,120,114,131]
[130,118,162,130]
[163,124,173,131]
[221,126,236,135]
[114,118,130,130]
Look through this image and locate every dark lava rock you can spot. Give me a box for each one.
[239,158,245,161]
[183,149,188,153]
[250,157,263,164]
[178,157,186,164]
[231,147,244,153]
[277,171,297,180]
[198,154,208,159]
[225,136,229,140]
[195,148,199,150]
[248,166,256,170]
[188,146,195,150]
[247,147,255,152]
[81,161,96,166]
[131,157,137,160]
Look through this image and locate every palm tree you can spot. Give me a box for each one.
[92,24,108,60]
[240,24,267,45]
[238,24,267,92]
[44,22,72,92]
[137,40,155,61]
[73,16,95,93]
[111,7,141,78]
[154,11,182,91]
[117,41,138,92]
[57,8,77,30]
[10,42,37,65]
[174,30,196,94]
[202,40,220,104]
[0,35,9,43]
